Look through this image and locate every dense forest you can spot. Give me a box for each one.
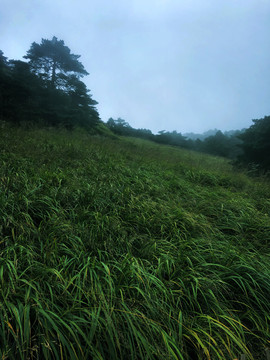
[1,36,270,174]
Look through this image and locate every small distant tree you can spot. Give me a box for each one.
[201,131,229,157]
[107,118,132,135]
[155,130,189,148]
[135,128,154,140]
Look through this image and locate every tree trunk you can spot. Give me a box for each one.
[51,60,56,88]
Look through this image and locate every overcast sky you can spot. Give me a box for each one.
[1,0,270,134]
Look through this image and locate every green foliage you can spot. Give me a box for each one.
[0,59,42,124]
[155,130,190,148]
[106,118,154,140]
[24,36,88,89]
[106,120,243,160]
[0,41,100,129]
[0,126,269,359]
[237,116,270,173]
[199,130,243,159]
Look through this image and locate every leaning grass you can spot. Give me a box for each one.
[0,125,270,359]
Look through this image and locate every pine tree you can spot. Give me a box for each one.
[24,37,100,128]
[24,36,88,90]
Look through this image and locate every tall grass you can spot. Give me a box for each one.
[0,125,270,359]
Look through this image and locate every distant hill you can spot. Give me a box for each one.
[184,128,245,140]
[183,129,219,140]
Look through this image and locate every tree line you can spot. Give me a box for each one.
[0,37,100,129]
[106,117,270,174]
[106,117,243,158]
[1,36,269,174]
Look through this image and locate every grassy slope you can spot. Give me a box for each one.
[0,126,270,359]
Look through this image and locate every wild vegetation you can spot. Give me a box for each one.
[106,117,270,174]
[0,38,99,129]
[0,124,269,359]
[236,116,270,173]
[106,118,244,159]
[1,37,270,173]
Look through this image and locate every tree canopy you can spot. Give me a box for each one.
[0,37,100,129]
[237,116,270,172]
[24,36,88,90]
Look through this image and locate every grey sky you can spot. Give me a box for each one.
[1,0,270,133]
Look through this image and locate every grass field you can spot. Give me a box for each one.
[0,125,270,359]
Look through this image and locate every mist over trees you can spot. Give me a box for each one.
[183,129,220,140]
[1,37,269,175]
[106,118,244,159]
[106,116,270,174]
[0,37,100,129]
[197,130,243,159]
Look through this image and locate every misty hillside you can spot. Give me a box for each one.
[183,129,219,140]
[2,36,270,174]
[183,128,245,140]
[0,125,270,359]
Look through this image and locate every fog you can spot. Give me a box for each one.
[1,0,270,133]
